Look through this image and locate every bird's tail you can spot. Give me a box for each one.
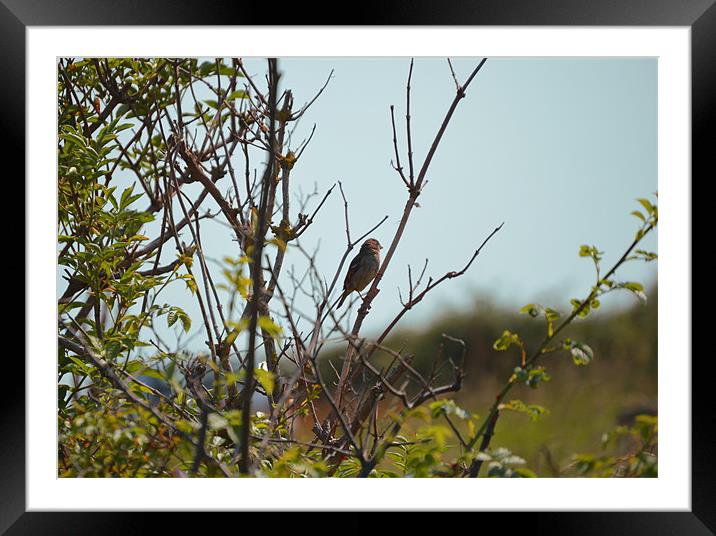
[318,292,348,327]
[335,291,348,309]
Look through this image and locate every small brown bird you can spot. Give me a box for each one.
[336,238,383,307]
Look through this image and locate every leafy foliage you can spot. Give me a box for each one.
[569,415,658,477]
[474,448,537,478]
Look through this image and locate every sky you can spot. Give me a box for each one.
[60,57,658,349]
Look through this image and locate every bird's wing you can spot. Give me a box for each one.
[343,253,363,290]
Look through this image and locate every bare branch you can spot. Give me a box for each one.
[333,58,489,410]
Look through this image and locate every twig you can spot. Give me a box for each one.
[239,58,279,475]
[334,58,489,411]
[465,218,657,476]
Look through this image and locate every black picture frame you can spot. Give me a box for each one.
[6,0,710,532]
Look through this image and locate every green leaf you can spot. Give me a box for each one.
[216,63,239,77]
[634,249,658,262]
[61,130,88,149]
[428,399,470,420]
[570,298,591,318]
[514,467,538,478]
[119,185,143,210]
[634,414,657,427]
[226,318,250,334]
[179,273,197,294]
[631,210,646,222]
[513,366,551,388]
[526,366,551,388]
[563,339,594,365]
[519,303,543,318]
[178,313,191,333]
[622,282,647,304]
[572,345,593,365]
[500,399,550,422]
[227,90,248,100]
[167,306,191,333]
[544,307,560,322]
[254,368,275,396]
[636,198,654,215]
[139,367,165,381]
[624,282,644,292]
[257,316,282,338]
[208,413,228,430]
[475,447,532,478]
[493,330,522,351]
[513,367,529,383]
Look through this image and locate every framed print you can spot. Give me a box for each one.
[7,0,712,532]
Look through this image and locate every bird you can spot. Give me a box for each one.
[336,238,383,308]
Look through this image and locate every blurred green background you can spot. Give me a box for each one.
[341,285,658,475]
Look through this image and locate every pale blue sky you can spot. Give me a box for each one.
[233,57,657,332]
[61,57,658,349]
